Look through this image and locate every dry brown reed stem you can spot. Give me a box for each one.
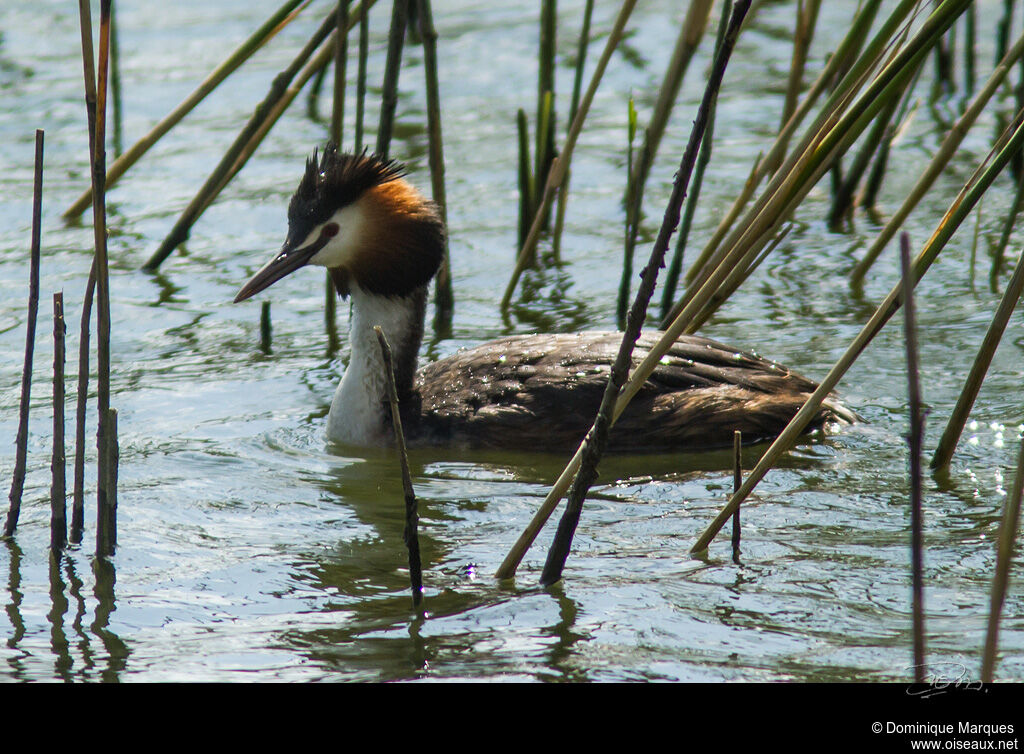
[374,327,423,607]
[145,8,341,270]
[4,129,45,539]
[690,110,1024,555]
[502,0,749,582]
[781,0,821,132]
[669,1,968,333]
[931,243,1024,472]
[900,233,926,683]
[551,0,594,260]
[71,261,95,544]
[850,29,1024,287]
[982,435,1024,682]
[63,0,311,220]
[51,292,67,553]
[731,430,741,565]
[501,0,639,312]
[376,0,408,159]
[628,0,714,197]
[325,1,348,353]
[415,0,453,329]
[88,0,115,558]
[97,407,118,557]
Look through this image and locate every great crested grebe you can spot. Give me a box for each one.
[235,146,853,452]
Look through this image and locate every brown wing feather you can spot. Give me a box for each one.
[411,331,852,452]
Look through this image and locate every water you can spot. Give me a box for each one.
[0,0,1022,682]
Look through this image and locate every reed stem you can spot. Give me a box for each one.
[535,0,557,232]
[375,327,423,607]
[4,129,45,538]
[518,0,750,583]
[901,233,926,683]
[851,28,1024,287]
[51,292,67,553]
[618,97,639,330]
[516,108,533,250]
[551,0,594,260]
[97,407,118,557]
[981,435,1024,682]
[781,0,821,132]
[660,0,730,321]
[63,0,311,220]
[355,2,369,152]
[145,7,342,270]
[87,0,114,555]
[416,0,454,330]
[988,161,1024,291]
[629,0,714,199]
[110,0,123,158]
[71,261,96,544]
[376,0,409,159]
[931,242,1024,472]
[332,0,349,146]
[731,430,741,565]
[502,0,639,312]
[260,301,272,353]
[690,107,1024,555]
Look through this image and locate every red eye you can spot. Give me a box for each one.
[322,223,340,238]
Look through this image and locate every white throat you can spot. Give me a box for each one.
[326,284,425,447]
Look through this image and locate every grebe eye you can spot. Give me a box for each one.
[322,223,340,238]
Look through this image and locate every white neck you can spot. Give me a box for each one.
[326,284,426,447]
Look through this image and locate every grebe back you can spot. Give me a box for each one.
[234,146,853,452]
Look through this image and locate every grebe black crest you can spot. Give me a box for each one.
[235,145,854,451]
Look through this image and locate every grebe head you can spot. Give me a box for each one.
[234,145,445,303]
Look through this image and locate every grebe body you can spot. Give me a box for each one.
[235,147,853,452]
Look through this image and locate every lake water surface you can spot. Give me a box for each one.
[0,0,1022,682]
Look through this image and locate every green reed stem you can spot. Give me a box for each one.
[355,2,369,152]
[781,0,821,132]
[375,327,423,608]
[501,0,639,312]
[416,0,454,329]
[51,292,67,553]
[982,435,1024,682]
[851,28,1024,287]
[145,7,340,270]
[517,108,533,250]
[509,0,750,583]
[900,233,927,683]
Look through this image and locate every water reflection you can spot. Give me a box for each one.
[1,541,129,681]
